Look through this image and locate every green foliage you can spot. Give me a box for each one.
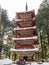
[36,2,49,31]
[36,0,49,60]
[1,9,15,29]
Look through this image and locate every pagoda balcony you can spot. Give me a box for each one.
[16,19,36,28]
[15,31,37,37]
[13,36,39,45]
[18,44,34,48]
[18,34,33,38]
[14,44,34,49]
[13,27,38,37]
[16,23,35,28]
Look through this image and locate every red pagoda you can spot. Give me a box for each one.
[11,4,39,62]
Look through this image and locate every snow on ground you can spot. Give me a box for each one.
[12,62,49,65]
[0,59,49,65]
[30,62,49,65]
[0,58,13,65]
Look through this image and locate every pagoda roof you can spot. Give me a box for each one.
[14,26,36,31]
[10,48,39,52]
[13,36,37,40]
[16,10,35,15]
[16,10,35,19]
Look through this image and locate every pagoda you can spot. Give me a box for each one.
[11,3,39,62]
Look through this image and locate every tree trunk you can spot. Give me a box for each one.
[46,26,49,46]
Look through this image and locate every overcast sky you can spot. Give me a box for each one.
[0,0,43,20]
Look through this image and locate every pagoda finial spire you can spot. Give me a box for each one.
[26,2,28,11]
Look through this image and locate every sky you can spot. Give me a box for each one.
[0,0,43,21]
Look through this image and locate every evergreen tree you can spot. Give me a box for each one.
[36,0,49,60]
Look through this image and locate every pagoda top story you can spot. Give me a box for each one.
[16,10,35,19]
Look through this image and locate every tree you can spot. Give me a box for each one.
[0,6,15,59]
[36,0,49,60]
[36,0,49,45]
[0,6,3,59]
